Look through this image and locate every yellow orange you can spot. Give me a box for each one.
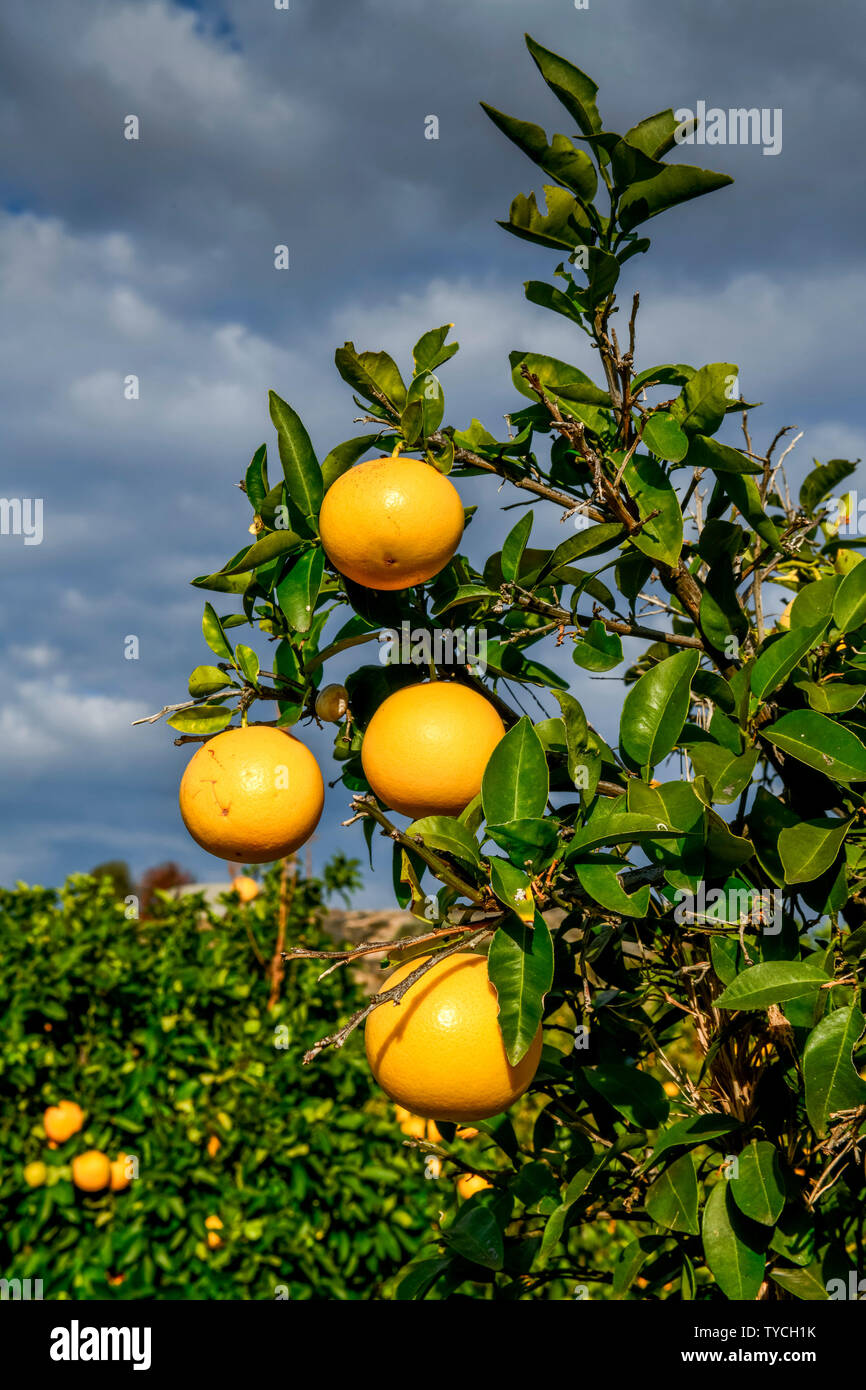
[365,952,542,1122]
[233,875,260,903]
[361,681,505,820]
[457,1173,492,1200]
[319,457,464,590]
[110,1154,132,1192]
[72,1150,111,1192]
[43,1101,84,1143]
[24,1161,47,1188]
[179,725,324,863]
[394,1106,442,1143]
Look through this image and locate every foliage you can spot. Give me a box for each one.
[0,867,442,1300]
[151,34,866,1300]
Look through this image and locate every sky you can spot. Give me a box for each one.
[0,0,863,902]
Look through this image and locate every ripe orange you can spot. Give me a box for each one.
[207,1134,221,1158]
[72,1150,111,1192]
[179,725,324,863]
[43,1101,84,1143]
[319,457,464,590]
[394,1105,442,1143]
[457,1173,492,1200]
[232,875,260,903]
[110,1154,132,1192]
[24,1161,47,1188]
[366,952,542,1122]
[361,681,505,820]
[205,1214,223,1249]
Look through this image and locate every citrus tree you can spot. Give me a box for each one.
[152,34,866,1301]
[0,865,444,1300]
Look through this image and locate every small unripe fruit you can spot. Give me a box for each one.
[24,1161,47,1188]
[315,684,349,722]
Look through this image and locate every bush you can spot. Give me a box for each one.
[0,867,442,1300]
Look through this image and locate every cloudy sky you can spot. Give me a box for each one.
[1,0,862,901]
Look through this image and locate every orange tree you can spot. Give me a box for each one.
[0,865,443,1300]
[153,35,866,1301]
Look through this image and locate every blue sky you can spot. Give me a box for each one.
[1,0,863,901]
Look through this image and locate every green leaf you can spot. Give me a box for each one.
[489,859,534,923]
[642,413,689,463]
[789,576,839,629]
[803,1004,866,1136]
[488,911,554,1065]
[799,458,857,516]
[202,602,234,662]
[501,512,534,584]
[221,530,303,575]
[188,666,232,698]
[685,432,762,476]
[572,618,623,672]
[485,818,559,871]
[480,104,597,199]
[763,710,866,783]
[524,279,585,327]
[730,1141,785,1226]
[405,816,481,868]
[276,547,325,633]
[481,717,549,823]
[769,1265,829,1302]
[751,621,827,702]
[702,1181,766,1301]
[833,556,866,633]
[321,434,382,492]
[541,522,625,582]
[568,811,687,855]
[552,690,589,783]
[412,324,459,375]
[718,472,782,548]
[524,34,602,138]
[612,1236,663,1298]
[585,1065,669,1128]
[670,362,738,438]
[234,644,259,685]
[509,351,607,431]
[583,247,620,306]
[645,1152,700,1234]
[643,1115,741,1173]
[778,818,850,884]
[688,744,758,805]
[620,649,700,773]
[499,187,589,253]
[715,960,829,1012]
[794,679,866,714]
[395,1257,453,1301]
[244,443,269,511]
[622,454,683,566]
[167,705,233,735]
[443,1202,504,1271]
[618,164,733,233]
[268,391,323,526]
[624,108,697,160]
[574,855,649,917]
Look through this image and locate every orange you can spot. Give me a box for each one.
[457,1173,492,1200]
[205,1214,223,1248]
[233,875,260,903]
[43,1101,84,1143]
[319,457,464,590]
[394,1106,442,1143]
[24,1161,47,1188]
[361,681,505,820]
[365,952,542,1122]
[110,1154,132,1192]
[207,1134,221,1158]
[72,1150,111,1192]
[179,725,324,863]
[456,1126,479,1140]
